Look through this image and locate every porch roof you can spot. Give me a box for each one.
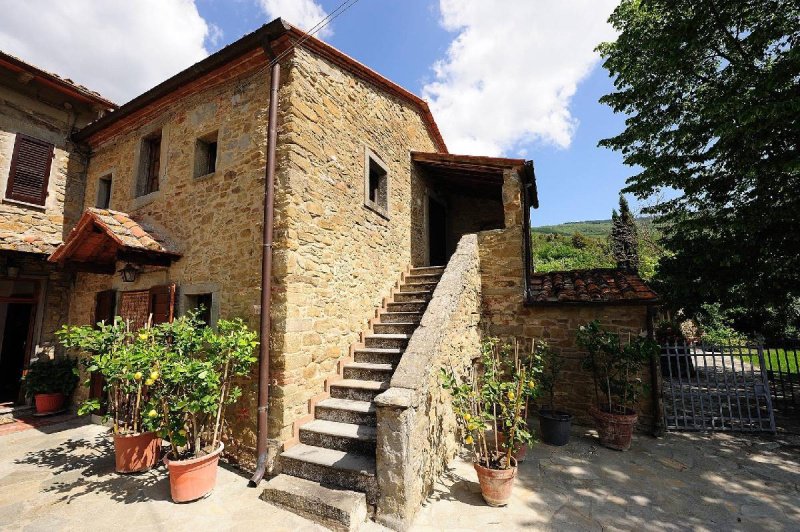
[49,209,180,272]
[411,152,536,202]
[527,268,660,306]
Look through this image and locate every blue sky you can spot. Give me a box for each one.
[196,0,633,226]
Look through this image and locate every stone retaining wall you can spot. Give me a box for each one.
[374,234,482,530]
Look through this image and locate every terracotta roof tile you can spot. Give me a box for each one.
[528,268,659,305]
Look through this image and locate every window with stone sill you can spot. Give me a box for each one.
[194,131,218,178]
[364,148,389,217]
[137,131,162,197]
[96,175,112,209]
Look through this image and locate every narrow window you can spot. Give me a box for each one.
[96,175,112,209]
[194,131,218,178]
[364,149,388,217]
[5,134,53,205]
[138,132,161,196]
[186,292,213,325]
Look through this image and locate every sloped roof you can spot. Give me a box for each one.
[0,51,116,108]
[527,268,659,306]
[49,208,180,269]
[74,18,447,152]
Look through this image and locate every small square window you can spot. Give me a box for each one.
[185,292,213,325]
[96,175,112,209]
[137,132,161,197]
[364,149,388,217]
[194,131,218,178]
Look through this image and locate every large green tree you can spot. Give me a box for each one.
[598,0,800,337]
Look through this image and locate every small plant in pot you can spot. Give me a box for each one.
[152,314,257,503]
[532,342,573,446]
[576,321,656,451]
[23,357,79,414]
[441,338,537,507]
[57,318,164,473]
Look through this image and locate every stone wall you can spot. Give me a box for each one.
[67,61,282,465]
[477,172,657,428]
[374,234,482,530]
[269,47,440,442]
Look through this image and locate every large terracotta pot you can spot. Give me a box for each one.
[165,443,223,503]
[589,405,638,451]
[34,393,65,414]
[113,431,161,473]
[474,457,517,507]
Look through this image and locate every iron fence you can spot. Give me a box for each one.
[660,343,776,433]
[759,345,799,409]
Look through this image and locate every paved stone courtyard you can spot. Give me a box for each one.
[1,419,798,531]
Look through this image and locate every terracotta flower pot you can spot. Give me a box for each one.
[165,443,224,503]
[474,457,517,507]
[113,431,161,473]
[34,393,65,414]
[589,405,638,451]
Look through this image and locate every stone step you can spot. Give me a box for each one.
[300,419,377,454]
[261,474,368,532]
[372,321,416,335]
[405,272,443,283]
[409,266,445,276]
[386,300,427,313]
[280,444,377,502]
[352,347,403,365]
[398,281,438,293]
[342,361,394,381]
[393,290,433,303]
[378,311,422,324]
[315,398,376,426]
[329,379,389,402]
[364,333,412,349]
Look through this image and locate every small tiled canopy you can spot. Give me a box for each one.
[49,208,180,273]
[527,268,659,305]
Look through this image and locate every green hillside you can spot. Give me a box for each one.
[531,219,614,238]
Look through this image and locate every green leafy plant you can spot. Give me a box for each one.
[152,315,258,460]
[531,341,562,412]
[23,357,79,398]
[440,338,538,470]
[696,303,748,346]
[57,317,163,434]
[576,321,656,415]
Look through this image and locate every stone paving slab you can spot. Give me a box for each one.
[413,426,800,531]
[0,421,327,532]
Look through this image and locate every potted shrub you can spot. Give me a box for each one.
[532,341,573,446]
[57,318,163,473]
[23,357,79,414]
[153,315,257,503]
[576,321,657,451]
[441,338,537,507]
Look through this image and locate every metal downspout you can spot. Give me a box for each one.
[249,53,281,487]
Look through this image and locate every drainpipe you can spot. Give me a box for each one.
[249,50,281,487]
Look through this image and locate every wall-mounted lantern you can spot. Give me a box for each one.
[119,263,139,283]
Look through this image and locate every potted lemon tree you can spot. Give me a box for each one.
[23,357,79,414]
[441,338,537,507]
[533,341,573,446]
[152,314,257,503]
[57,318,163,473]
[576,321,656,451]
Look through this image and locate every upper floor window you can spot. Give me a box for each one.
[96,175,112,209]
[364,148,389,217]
[5,134,53,206]
[138,132,162,197]
[194,131,218,178]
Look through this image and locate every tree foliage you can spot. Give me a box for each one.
[598,0,800,337]
[610,195,640,272]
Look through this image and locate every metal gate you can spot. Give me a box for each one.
[660,343,776,433]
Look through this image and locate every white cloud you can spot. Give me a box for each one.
[258,0,332,38]
[0,0,211,104]
[424,0,619,156]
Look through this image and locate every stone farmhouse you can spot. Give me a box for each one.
[1,18,660,530]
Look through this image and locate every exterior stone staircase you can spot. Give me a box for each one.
[261,265,445,530]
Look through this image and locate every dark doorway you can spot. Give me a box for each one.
[0,303,34,404]
[428,197,447,266]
